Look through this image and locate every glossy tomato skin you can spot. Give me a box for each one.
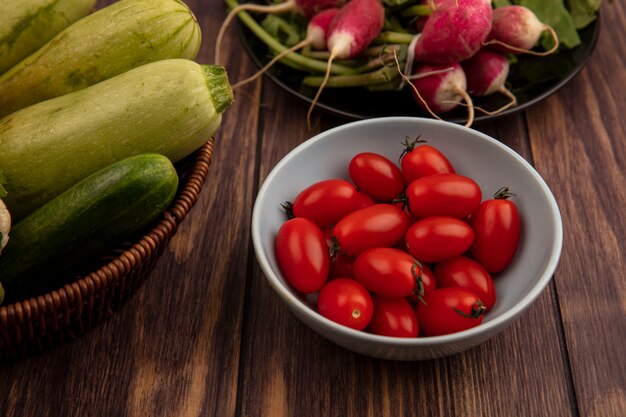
[353,248,420,297]
[406,262,437,303]
[353,191,376,210]
[333,204,410,256]
[470,197,521,273]
[401,144,455,184]
[406,173,482,219]
[405,216,474,263]
[434,256,496,309]
[369,296,419,337]
[416,287,485,336]
[275,218,329,294]
[349,152,404,201]
[317,278,373,330]
[292,179,357,227]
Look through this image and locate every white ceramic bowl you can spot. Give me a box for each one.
[251,117,563,361]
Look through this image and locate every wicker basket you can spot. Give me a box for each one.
[0,139,214,361]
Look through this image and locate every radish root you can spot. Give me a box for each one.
[393,50,443,122]
[215,0,295,65]
[307,51,337,130]
[455,88,474,127]
[233,38,311,89]
[483,25,560,57]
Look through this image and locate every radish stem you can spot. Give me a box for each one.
[373,32,416,45]
[302,65,398,87]
[400,5,433,18]
[223,0,355,74]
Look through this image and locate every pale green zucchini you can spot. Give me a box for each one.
[0,0,95,75]
[0,59,233,220]
[0,0,201,118]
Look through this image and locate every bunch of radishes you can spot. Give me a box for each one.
[219,0,560,127]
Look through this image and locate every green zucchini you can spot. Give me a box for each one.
[0,153,178,302]
[0,0,95,76]
[0,58,232,220]
[0,0,201,118]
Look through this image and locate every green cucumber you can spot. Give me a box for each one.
[0,58,232,220]
[0,153,178,302]
[0,0,95,76]
[0,0,201,117]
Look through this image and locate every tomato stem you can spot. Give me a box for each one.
[281,201,295,219]
[410,256,426,303]
[493,187,516,200]
[451,300,486,319]
[329,236,341,259]
[391,190,408,209]
[399,134,427,161]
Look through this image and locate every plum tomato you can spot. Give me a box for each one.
[369,295,419,337]
[333,204,410,256]
[353,191,376,210]
[406,262,437,303]
[400,137,455,184]
[470,187,521,273]
[416,287,486,336]
[329,254,355,279]
[287,179,357,227]
[353,248,422,297]
[317,278,373,330]
[275,218,329,293]
[434,256,496,309]
[405,216,474,263]
[349,152,404,201]
[406,173,482,219]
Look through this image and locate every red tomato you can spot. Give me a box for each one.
[353,191,376,210]
[470,188,521,273]
[290,179,357,227]
[415,288,486,336]
[349,152,404,201]
[333,204,410,256]
[434,256,496,309]
[400,141,455,184]
[329,254,355,279]
[275,218,329,293]
[317,278,373,330]
[406,173,482,219]
[405,216,474,263]
[406,262,437,303]
[353,248,422,297]
[369,296,419,337]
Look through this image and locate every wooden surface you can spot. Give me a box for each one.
[1,1,625,416]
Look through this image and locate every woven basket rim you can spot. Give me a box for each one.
[0,139,214,326]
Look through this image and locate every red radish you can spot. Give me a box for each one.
[215,0,346,64]
[307,0,385,129]
[413,0,492,64]
[232,8,340,88]
[407,63,474,127]
[462,48,517,115]
[485,5,559,56]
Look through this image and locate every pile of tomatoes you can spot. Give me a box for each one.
[275,137,521,337]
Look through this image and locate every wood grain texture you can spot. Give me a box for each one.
[524,3,626,417]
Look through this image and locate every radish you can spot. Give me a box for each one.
[462,48,517,114]
[215,0,346,64]
[485,5,559,56]
[233,8,340,88]
[406,63,474,127]
[307,0,385,128]
[413,0,492,64]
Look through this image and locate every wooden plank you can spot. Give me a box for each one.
[239,77,575,416]
[0,1,259,416]
[525,4,626,417]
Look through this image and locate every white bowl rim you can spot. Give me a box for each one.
[251,117,563,347]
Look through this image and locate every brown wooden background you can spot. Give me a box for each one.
[1,1,625,416]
